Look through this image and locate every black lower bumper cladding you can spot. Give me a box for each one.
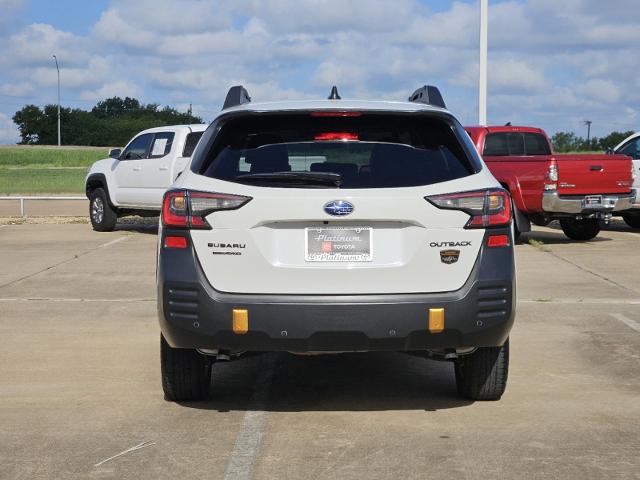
[158,228,515,352]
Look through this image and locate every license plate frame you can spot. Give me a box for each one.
[583,195,603,208]
[305,227,372,262]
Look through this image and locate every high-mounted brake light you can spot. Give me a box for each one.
[426,189,512,229]
[310,111,362,117]
[162,190,252,229]
[314,132,359,141]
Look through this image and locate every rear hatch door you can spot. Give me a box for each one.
[187,111,497,295]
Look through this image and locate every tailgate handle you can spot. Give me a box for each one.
[589,165,603,171]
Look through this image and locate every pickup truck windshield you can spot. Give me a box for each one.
[197,113,479,188]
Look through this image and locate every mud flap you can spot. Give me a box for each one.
[512,202,531,233]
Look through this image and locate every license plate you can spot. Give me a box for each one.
[305,227,372,262]
[583,195,603,207]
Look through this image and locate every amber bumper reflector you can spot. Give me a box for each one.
[232,309,249,334]
[429,308,445,333]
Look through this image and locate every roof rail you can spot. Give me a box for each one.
[408,85,446,109]
[222,85,251,110]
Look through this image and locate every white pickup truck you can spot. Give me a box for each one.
[85,124,207,231]
[613,132,640,228]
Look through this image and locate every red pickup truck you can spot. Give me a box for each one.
[465,126,635,240]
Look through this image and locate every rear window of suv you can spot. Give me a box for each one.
[195,113,480,188]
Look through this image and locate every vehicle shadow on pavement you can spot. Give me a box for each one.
[180,352,473,412]
[520,230,614,245]
[602,223,640,233]
[114,219,159,235]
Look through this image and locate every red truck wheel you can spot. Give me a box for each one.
[559,218,600,241]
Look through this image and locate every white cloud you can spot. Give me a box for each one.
[79,80,142,102]
[401,2,477,47]
[0,23,89,67]
[92,9,157,50]
[28,56,111,89]
[489,59,546,92]
[575,79,621,104]
[235,0,421,33]
[0,82,33,97]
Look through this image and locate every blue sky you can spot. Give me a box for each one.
[0,0,638,144]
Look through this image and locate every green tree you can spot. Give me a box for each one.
[598,131,634,151]
[12,97,203,146]
[551,131,581,152]
[12,105,45,144]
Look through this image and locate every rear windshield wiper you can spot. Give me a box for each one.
[235,171,342,188]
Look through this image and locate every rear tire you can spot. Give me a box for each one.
[622,213,640,229]
[161,334,211,401]
[454,339,509,401]
[89,188,117,232]
[559,218,600,241]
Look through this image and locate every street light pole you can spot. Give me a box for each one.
[584,120,592,146]
[53,55,61,146]
[478,0,488,126]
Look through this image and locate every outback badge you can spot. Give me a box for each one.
[440,249,460,264]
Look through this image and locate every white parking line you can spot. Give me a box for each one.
[99,236,128,249]
[610,313,640,333]
[223,355,277,480]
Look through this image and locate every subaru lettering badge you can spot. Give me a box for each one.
[324,200,354,216]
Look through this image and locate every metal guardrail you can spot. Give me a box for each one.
[0,196,86,217]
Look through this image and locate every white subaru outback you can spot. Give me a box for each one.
[157,86,515,402]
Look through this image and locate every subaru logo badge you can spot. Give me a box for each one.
[324,200,354,216]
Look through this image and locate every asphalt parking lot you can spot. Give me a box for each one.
[1,220,639,479]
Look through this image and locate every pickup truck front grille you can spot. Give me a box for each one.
[166,287,200,322]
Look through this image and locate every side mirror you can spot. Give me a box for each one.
[605,147,614,155]
[109,148,122,159]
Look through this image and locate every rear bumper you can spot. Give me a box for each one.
[542,191,636,214]
[158,229,515,352]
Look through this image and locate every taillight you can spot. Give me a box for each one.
[544,159,558,191]
[162,190,252,229]
[426,189,512,229]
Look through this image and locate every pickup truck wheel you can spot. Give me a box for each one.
[161,334,211,401]
[559,218,600,241]
[89,188,117,232]
[454,339,509,401]
[622,213,640,229]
